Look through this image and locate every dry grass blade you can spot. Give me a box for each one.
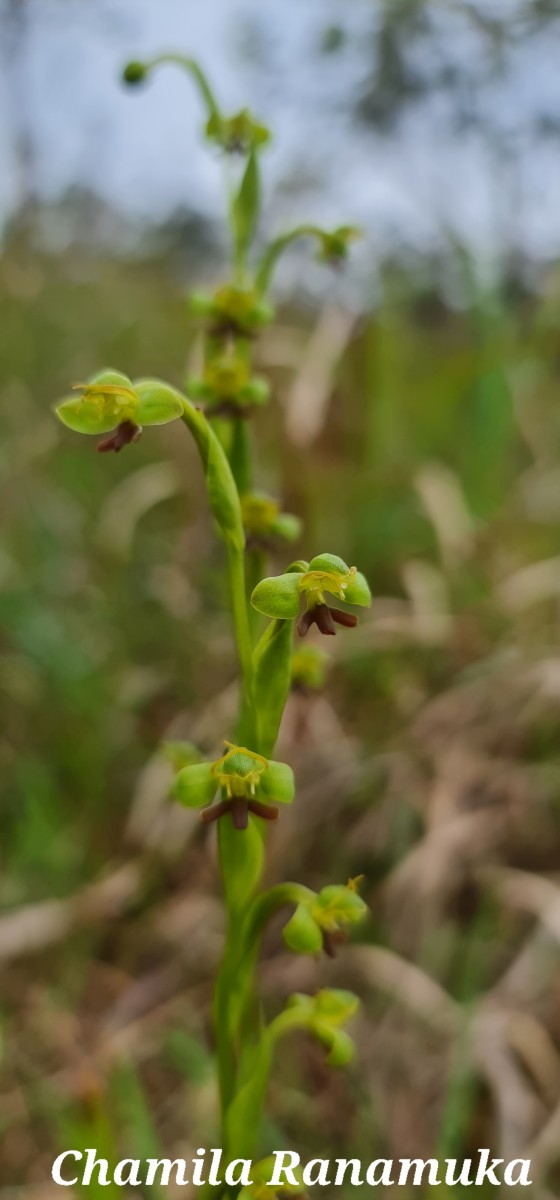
[350,944,461,1037]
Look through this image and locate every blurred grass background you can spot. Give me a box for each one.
[4,2,560,1196]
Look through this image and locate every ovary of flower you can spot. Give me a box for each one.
[211,741,268,798]
[299,565,357,607]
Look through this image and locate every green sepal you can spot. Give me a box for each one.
[88,369,135,392]
[344,570,371,607]
[55,395,122,435]
[315,884,368,928]
[251,572,301,619]
[271,512,302,542]
[240,378,270,407]
[134,379,184,425]
[171,761,216,808]
[260,760,295,804]
[308,552,349,574]
[314,988,359,1025]
[283,904,322,955]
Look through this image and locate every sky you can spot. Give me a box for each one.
[1,0,560,276]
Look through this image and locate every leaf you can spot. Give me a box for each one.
[224,1036,272,1159]
[251,572,301,619]
[206,429,245,550]
[233,148,260,260]
[308,552,350,574]
[253,618,293,757]
[219,815,264,916]
[134,379,183,425]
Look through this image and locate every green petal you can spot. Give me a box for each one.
[308,552,349,575]
[251,572,301,619]
[171,762,216,808]
[134,379,184,426]
[270,512,302,542]
[344,571,371,607]
[283,904,323,955]
[260,760,295,804]
[55,395,122,435]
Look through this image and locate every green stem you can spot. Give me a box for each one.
[254,224,326,296]
[142,54,222,122]
[242,882,315,953]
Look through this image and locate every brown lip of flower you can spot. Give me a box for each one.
[296,603,358,638]
[322,928,349,959]
[96,420,142,453]
[200,796,279,831]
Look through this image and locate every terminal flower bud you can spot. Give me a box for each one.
[172,741,294,830]
[251,552,371,636]
[122,60,147,86]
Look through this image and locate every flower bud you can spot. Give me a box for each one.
[122,60,147,86]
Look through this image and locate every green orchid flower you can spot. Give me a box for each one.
[316,225,362,264]
[189,284,273,338]
[285,988,360,1067]
[205,108,270,154]
[251,552,371,637]
[241,491,302,547]
[284,877,367,958]
[188,355,270,417]
[172,741,295,831]
[54,370,183,452]
[290,644,329,692]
